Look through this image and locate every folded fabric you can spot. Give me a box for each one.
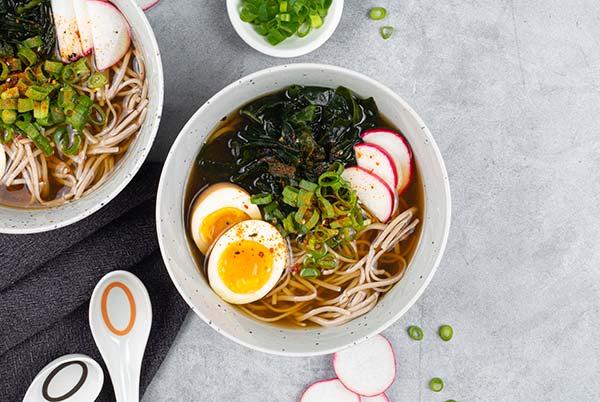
[0,163,189,402]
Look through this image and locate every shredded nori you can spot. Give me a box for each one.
[0,0,56,58]
[196,85,379,201]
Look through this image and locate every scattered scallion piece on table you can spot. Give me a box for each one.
[430,377,444,392]
[439,324,454,341]
[407,325,424,340]
[445,400,457,402]
[369,7,387,20]
[380,26,394,40]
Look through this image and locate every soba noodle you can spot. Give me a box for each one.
[0,47,148,207]
[239,208,420,327]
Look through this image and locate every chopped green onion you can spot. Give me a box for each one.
[0,61,8,81]
[299,179,318,192]
[17,44,37,66]
[15,120,53,155]
[88,72,108,89]
[23,36,43,49]
[309,13,322,28]
[44,60,63,75]
[15,0,43,14]
[53,127,82,155]
[58,86,77,108]
[282,185,299,206]
[380,26,394,40]
[1,87,20,99]
[0,99,17,110]
[297,22,311,37]
[89,104,107,126]
[407,325,424,340]
[0,126,14,143]
[369,7,387,20]
[50,103,65,124]
[445,400,457,402]
[1,110,17,124]
[279,1,288,12]
[299,267,320,278]
[267,29,287,46]
[278,13,291,22]
[438,324,453,341]
[6,57,22,72]
[25,85,52,101]
[251,193,273,205]
[33,99,49,119]
[429,378,444,392]
[18,98,34,113]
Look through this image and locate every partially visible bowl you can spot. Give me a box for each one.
[226,0,344,58]
[0,0,164,234]
[157,64,451,356]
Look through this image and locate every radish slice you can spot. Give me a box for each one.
[137,0,160,10]
[51,0,84,62]
[87,0,131,70]
[73,0,93,55]
[354,143,398,190]
[342,167,395,223]
[300,379,360,402]
[333,335,396,397]
[361,394,390,402]
[361,129,414,195]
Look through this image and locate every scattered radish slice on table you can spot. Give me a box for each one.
[333,334,397,397]
[354,143,398,190]
[87,0,131,70]
[342,166,395,223]
[300,379,360,402]
[137,0,160,11]
[51,0,84,62]
[361,129,414,195]
[361,394,390,402]
[73,0,93,55]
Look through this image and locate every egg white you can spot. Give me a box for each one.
[208,220,288,304]
[190,183,261,254]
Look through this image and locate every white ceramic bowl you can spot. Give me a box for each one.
[226,0,343,58]
[0,0,163,234]
[157,64,451,356]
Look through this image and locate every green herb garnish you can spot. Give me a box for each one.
[439,324,453,341]
[380,26,394,40]
[369,7,387,20]
[239,0,333,45]
[408,325,424,340]
[430,377,444,392]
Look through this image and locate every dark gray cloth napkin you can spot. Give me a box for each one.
[0,163,189,402]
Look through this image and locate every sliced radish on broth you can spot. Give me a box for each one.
[73,0,93,55]
[137,0,160,11]
[354,143,398,190]
[333,334,396,397]
[300,379,360,402]
[361,394,390,402]
[87,0,131,70]
[51,0,84,62]
[342,167,395,223]
[361,129,414,195]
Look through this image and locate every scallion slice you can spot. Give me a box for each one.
[380,26,394,40]
[369,7,387,20]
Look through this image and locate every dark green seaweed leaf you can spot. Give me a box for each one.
[0,0,56,58]
[198,85,378,206]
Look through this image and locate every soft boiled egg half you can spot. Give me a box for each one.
[207,220,288,304]
[190,183,261,255]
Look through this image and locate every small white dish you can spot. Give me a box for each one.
[89,270,152,402]
[23,354,104,402]
[226,0,344,58]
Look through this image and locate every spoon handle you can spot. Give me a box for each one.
[113,369,139,402]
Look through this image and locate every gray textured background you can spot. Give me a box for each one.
[142,0,600,401]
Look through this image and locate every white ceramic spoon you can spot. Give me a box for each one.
[89,271,152,402]
[23,354,104,402]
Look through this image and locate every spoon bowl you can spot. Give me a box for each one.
[89,271,152,402]
[23,354,104,402]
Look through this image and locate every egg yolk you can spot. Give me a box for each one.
[200,207,251,247]
[218,240,274,294]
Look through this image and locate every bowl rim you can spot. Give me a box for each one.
[0,0,164,234]
[157,63,451,356]
[225,0,344,58]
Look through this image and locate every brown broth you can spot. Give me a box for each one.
[185,100,425,328]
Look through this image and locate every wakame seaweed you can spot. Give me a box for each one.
[0,0,55,58]
[197,85,378,202]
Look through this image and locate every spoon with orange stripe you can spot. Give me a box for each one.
[89,271,152,402]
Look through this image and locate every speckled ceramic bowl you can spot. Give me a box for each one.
[157,64,451,356]
[0,0,163,234]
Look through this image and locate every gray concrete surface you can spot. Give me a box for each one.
[142,0,600,401]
